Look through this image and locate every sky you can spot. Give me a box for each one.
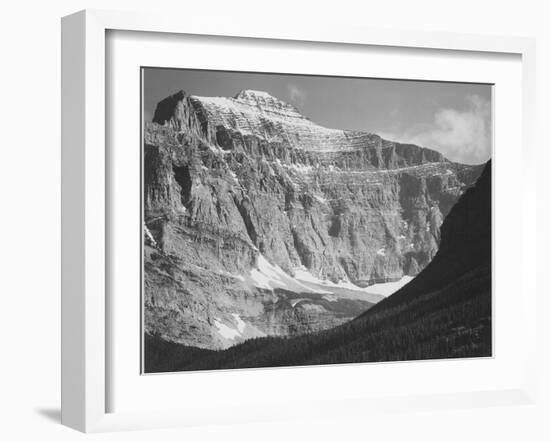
[143,68,492,165]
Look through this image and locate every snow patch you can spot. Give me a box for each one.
[213,318,240,340]
[237,89,277,100]
[222,271,244,282]
[365,276,414,296]
[144,225,157,247]
[294,266,414,298]
[293,267,325,284]
[216,269,245,281]
[232,313,246,333]
[376,248,386,256]
[294,266,368,292]
[287,163,314,174]
[249,255,326,293]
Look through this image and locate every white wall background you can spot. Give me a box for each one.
[0,1,547,441]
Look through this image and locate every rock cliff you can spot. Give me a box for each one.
[144,89,483,349]
[145,161,492,372]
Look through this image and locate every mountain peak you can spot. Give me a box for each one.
[234,89,278,101]
[233,89,298,111]
[152,89,447,162]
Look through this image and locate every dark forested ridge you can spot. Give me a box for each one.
[144,161,492,373]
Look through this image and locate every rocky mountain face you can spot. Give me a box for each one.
[144,89,483,350]
[145,161,492,373]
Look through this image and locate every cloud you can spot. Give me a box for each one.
[287,84,306,107]
[380,95,492,165]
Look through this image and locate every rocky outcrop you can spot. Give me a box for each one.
[374,160,492,310]
[144,89,484,350]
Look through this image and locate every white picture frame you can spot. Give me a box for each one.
[61,9,537,433]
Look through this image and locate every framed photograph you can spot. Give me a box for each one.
[141,67,493,372]
[61,9,537,432]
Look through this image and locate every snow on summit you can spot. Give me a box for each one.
[189,90,380,152]
[234,89,282,101]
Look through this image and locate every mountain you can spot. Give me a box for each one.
[144,89,484,350]
[145,160,492,372]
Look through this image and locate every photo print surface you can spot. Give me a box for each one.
[142,68,492,373]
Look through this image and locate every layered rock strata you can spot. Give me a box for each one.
[144,89,483,349]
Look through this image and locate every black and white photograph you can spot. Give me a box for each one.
[2,0,548,439]
[142,68,492,373]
